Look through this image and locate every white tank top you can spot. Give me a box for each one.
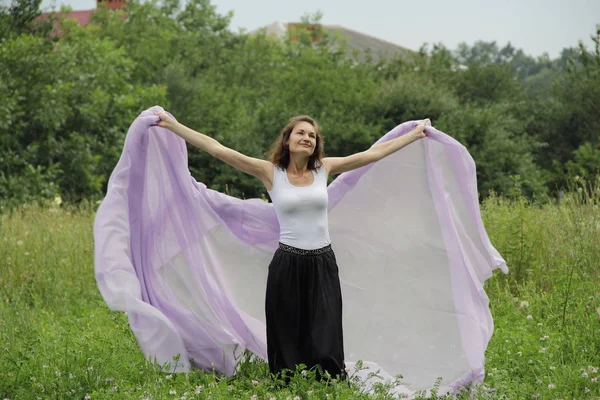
[267,165,331,250]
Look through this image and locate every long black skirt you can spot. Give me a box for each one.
[265,242,347,381]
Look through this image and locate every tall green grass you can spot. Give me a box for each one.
[1,187,599,399]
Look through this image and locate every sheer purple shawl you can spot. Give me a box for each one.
[94,106,507,397]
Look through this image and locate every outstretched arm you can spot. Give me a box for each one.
[156,112,272,185]
[324,120,429,176]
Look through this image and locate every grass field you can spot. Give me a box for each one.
[1,190,599,399]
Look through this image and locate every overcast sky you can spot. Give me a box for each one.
[34,0,599,58]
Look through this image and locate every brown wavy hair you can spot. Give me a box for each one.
[267,115,324,170]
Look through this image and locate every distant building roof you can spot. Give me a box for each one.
[38,9,95,25]
[38,0,127,27]
[255,21,412,63]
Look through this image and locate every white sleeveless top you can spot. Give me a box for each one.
[267,165,331,250]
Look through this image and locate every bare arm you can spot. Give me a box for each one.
[324,120,429,176]
[156,113,272,185]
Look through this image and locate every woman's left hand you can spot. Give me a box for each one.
[155,112,176,129]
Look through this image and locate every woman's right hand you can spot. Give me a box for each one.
[413,119,430,139]
[155,112,175,129]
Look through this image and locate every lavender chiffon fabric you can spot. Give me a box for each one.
[93,106,508,397]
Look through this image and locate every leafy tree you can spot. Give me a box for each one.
[0,0,54,40]
[532,27,600,190]
[0,16,165,206]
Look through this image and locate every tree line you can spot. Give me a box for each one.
[1,0,599,208]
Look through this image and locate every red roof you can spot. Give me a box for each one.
[38,9,95,26]
[66,10,94,25]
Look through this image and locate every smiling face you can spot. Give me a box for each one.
[286,121,317,156]
[267,115,324,171]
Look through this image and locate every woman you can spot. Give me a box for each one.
[154,112,428,381]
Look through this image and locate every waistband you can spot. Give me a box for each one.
[278,242,332,256]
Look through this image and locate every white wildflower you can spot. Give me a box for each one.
[527,315,533,320]
[165,374,173,380]
[548,383,555,389]
[520,301,529,308]
[169,390,176,395]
